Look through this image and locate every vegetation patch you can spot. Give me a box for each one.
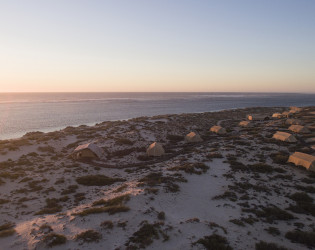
[168,162,209,175]
[0,222,15,238]
[93,194,130,207]
[76,175,125,186]
[100,220,114,229]
[193,234,232,250]
[126,221,169,249]
[116,138,134,145]
[287,192,315,216]
[75,230,102,243]
[255,241,288,250]
[206,152,223,159]
[42,233,67,247]
[166,134,183,142]
[229,219,245,227]
[270,153,289,165]
[243,206,294,223]
[285,230,315,248]
[76,205,130,216]
[77,194,130,216]
[35,198,62,215]
[213,191,238,202]
[139,172,186,193]
[248,163,274,173]
[265,227,280,236]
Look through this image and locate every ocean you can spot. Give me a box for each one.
[0,92,315,140]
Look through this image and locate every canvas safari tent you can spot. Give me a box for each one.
[289,106,302,113]
[272,131,297,143]
[210,125,227,135]
[272,113,283,119]
[288,152,315,172]
[185,132,203,143]
[282,111,292,118]
[289,125,310,134]
[239,121,251,127]
[72,143,104,160]
[146,142,165,156]
[247,114,270,121]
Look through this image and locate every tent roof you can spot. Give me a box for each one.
[74,143,104,158]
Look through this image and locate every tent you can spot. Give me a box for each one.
[146,142,165,156]
[72,143,104,160]
[210,125,227,134]
[185,132,203,143]
[289,106,302,113]
[289,125,310,134]
[286,119,304,125]
[272,113,283,119]
[247,114,270,121]
[239,121,251,127]
[282,111,292,118]
[288,152,315,172]
[272,131,297,143]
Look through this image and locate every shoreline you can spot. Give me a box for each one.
[0,105,314,249]
[1,106,291,141]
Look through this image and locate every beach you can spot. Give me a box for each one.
[1,92,315,140]
[0,106,314,249]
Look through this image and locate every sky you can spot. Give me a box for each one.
[0,0,314,93]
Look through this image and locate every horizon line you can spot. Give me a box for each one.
[0,91,315,94]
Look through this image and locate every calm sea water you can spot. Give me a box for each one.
[0,92,314,140]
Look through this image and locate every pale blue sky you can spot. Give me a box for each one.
[0,1,314,92]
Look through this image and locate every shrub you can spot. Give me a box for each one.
[137,155,151,161]
[76,175,125,186]
[61,185,78,195]
[116,138,134,145]
[248,163,274,173]
[76,205,130,216]
[193,234,232,250]
[37,146,55,153]
[243,206,294,223]
[92,194,130,207]
[42,233,67,247]
[168,162,209,175]
[75,230,102,243]
[126,221,168,249]
[288,192,315,216]
[35,198,62,215]
[206,152,223,159]
[270,153,289,165]
[157,211,165,220]
[289,192,313,203]
[285,230,315,247]
[229,219,245,227]
[265,227,280,236]
[0,222,15,238]
[213,191,238,202]
[255,241,288,250]
[100,220,114,229]
[0,199,10,204]
[166,134,183,142]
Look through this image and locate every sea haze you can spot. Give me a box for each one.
[0,92,315,140]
